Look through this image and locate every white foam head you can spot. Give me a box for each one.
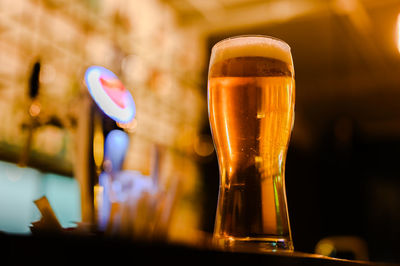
[210,35,293,66]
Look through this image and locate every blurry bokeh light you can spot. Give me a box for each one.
[194,134,214,157]
[117,118,138,133]
[39,64,56,84]
[28,101,41,117]
[397,13,400,54]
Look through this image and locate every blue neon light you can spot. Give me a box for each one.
[104,129,129,173]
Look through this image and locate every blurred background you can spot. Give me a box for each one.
[0,0,400,263]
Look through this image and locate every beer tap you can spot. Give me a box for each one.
[19,61,70,167]
[19,60,41,167]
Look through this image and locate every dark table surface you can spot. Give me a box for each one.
[0,232,396,265]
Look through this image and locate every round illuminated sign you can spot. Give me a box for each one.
[85,66,136,123]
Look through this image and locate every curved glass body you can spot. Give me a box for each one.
[208,35,295,252]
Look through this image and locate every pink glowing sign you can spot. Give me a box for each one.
[85,66,135,123]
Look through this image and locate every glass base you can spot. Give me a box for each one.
[213,236,294,253]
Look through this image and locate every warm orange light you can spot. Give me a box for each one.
[315,240,335,256]
[193,134,214,157]
[93,118,104,172]
[397,13,400,54]
[117,118,137,132]
[29,101,41,117]
[93,184,104,224]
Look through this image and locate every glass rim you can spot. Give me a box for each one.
[211,34,291,52]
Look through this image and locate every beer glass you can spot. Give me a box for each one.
[208,35,295,252]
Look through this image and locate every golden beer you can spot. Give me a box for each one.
[208,36,295,251]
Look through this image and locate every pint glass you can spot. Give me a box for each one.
[208,35,295,251]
